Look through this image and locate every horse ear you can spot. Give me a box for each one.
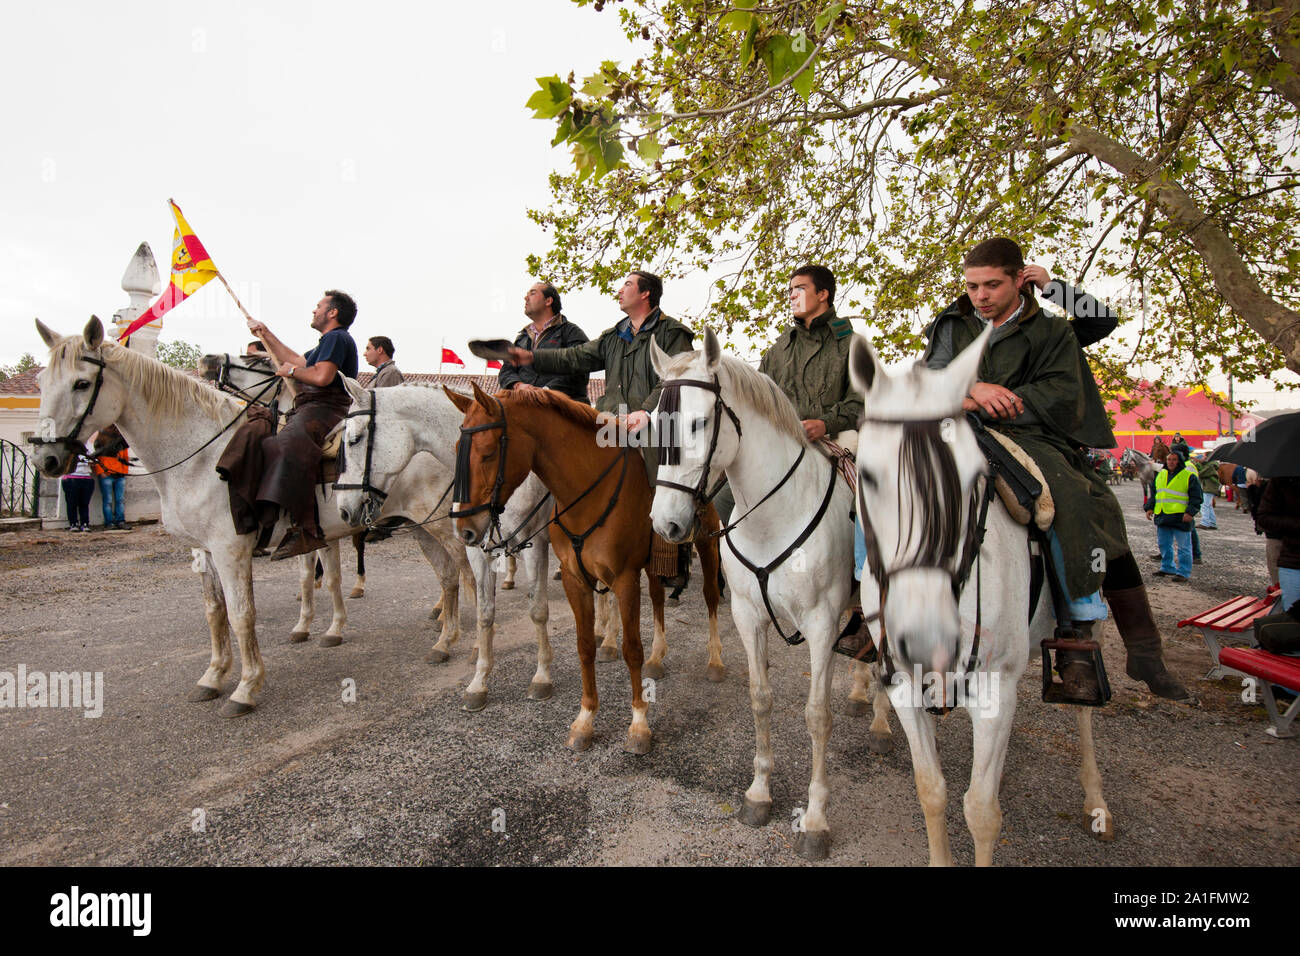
[35,318,59,349]
[342,376,367,406]
[470,380,501,416]
[649,337,672,379]
[83,315,104,350]
[848,334,880,396]
[702,326,721,370]
[944,322,992,406]
[443,385,473,413]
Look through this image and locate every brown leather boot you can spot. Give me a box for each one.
[1104,584,1192,701]
[1055,622,1103,703]
[271,526,327,561]
[832,608,878,661]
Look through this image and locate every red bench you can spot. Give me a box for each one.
[1177,586,1280,681]
[1218,646,1300,738]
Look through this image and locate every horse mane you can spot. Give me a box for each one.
[47,336,236,422]
[659,351,808,446]
[496,387,603,432]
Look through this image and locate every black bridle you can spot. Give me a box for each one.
[333,388,389,527]
[451,405,510,544]
[213,354,285,413]
[653,376,742,507]
[654,374,841,647]
[30,355,107,461]
[855,413,995,701]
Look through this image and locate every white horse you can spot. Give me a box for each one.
[33,317,471,715]
[846,327,1113,865]
[1122,446,1158,502]
[649,328,882,861]
[333,377,558,710]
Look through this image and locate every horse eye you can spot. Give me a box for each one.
[348,432,363,446]
[73,380,91,391]
[858,467,877,489]
[692,417,708,434]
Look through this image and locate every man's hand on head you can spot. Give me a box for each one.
[1020,265,1051,291]
[969,382,1024,420]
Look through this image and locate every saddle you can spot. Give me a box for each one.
[975,425,1054,532]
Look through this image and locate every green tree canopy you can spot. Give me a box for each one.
[0,353,38,383]
[155,340,203,372]
[527,0,1300,402]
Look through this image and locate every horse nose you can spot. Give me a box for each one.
[664,520,685,541]
[459,527,478,544]
[340,506,352,525]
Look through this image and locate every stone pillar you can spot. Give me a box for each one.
[109,242,162,359]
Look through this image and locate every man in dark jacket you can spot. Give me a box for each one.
[1144,447,1202,582]
[497,282,590,403]
[923,237,1188,702]
[506,270,695,585]
[246,290,359,559]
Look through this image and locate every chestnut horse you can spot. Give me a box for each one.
[446,383,723,754]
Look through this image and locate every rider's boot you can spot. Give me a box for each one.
[272,525,326,561]
[1104,584,1192,701]
[833,607,878,661]
[1054,621,1104,702]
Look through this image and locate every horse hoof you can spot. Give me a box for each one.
[705,663,725,683]
[795,828,831,861]
[643,661,665,680]
[845,698,869,717]
[348,587,364,599]
[501,580,515,591]
[219,700,255,718]
[527,680,553,701]
[1088,813,1116,842]
[463,691,488,712]
[566,732,592,752]
[738,797,771,828]
[425,648,450,664]
[624,732,652,756]
[595,645,619,663]
[289,631,310,644]
[187,685,220,702]
[866,731,894,755]
[318,634,342,648]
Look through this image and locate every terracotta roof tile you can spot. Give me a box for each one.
[0,368,43,394]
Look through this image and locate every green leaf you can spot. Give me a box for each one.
[791,56,816,100]
[666,194,685,212]
[740,19,759,69]
[637,135,663,162]
[814,2,845,33]
[719,10,753,32]
[581,74,614,96]
[551,113,574,147]
[525,76,573,119]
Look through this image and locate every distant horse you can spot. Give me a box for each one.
[847,327,1112,865]
[34,318,470,715]
[446,383,724,754]
[334,377,560,710]
[1122,446,1158,504]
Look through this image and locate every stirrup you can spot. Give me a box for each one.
[1041,630,1112,706]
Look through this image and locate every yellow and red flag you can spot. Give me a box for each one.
[118,199,220,341]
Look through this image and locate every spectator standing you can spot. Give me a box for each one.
[91,425,130,530]
[61,443,95,532]
[1195,455,1220,529]
[1256,476,1299,611]
[1145,447,1202,582]
[364,336,404,387]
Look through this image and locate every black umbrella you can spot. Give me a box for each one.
[1207,411,1300,476]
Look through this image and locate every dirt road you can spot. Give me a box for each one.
[1,480,1295,865]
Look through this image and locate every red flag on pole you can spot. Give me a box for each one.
[442,348,465,367]
[119,199,219,341]
[486,359,502,370]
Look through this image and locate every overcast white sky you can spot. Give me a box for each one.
[1,1,1293,409]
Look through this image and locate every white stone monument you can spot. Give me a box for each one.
[110,242,163,358]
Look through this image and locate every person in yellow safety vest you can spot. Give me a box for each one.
[1144,446,1203,582]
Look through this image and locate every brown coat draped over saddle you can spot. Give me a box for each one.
[215,405,276,535]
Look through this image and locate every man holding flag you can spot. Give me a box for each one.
[246,291,359,559]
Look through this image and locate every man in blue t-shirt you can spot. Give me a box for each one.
[246,290,360,559]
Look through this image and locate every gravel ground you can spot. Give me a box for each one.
[0,479,1295,866]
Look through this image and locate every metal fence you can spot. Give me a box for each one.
[1,439,39,517]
